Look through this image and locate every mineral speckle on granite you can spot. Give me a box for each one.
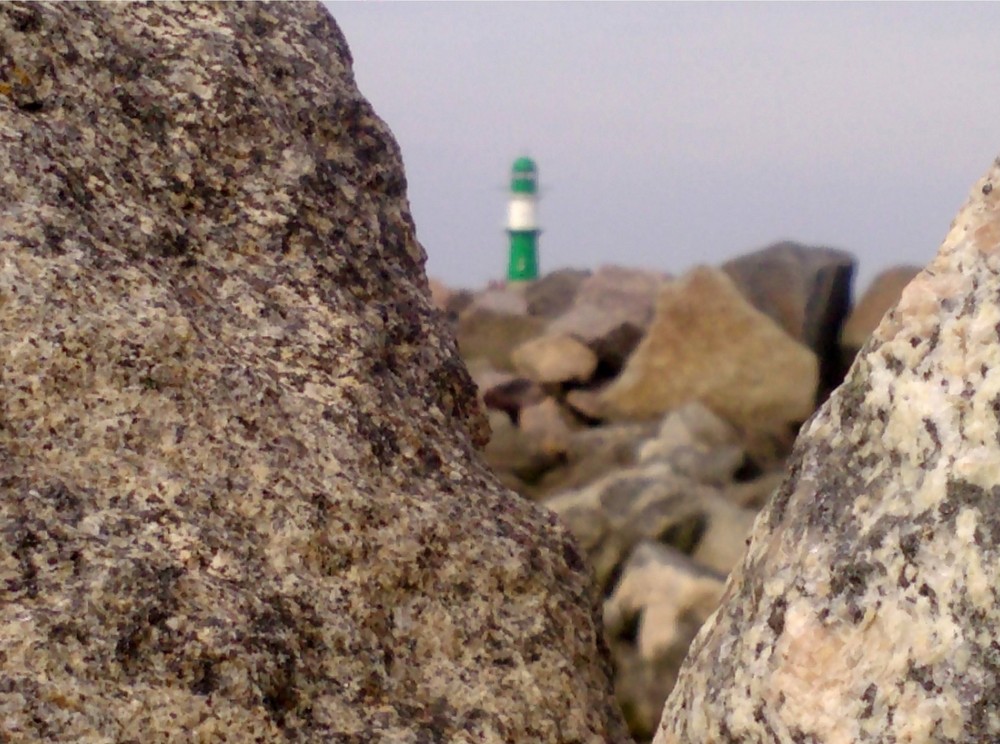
[0,3,628,741]
[654,157,1000,743]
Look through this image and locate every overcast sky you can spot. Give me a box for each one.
[328,2,1000,293]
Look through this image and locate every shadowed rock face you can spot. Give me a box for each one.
[655,157,1000,743]
[0,3,628,741]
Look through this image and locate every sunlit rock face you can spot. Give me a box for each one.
[0,3,628,740]
[655,158,1000,743]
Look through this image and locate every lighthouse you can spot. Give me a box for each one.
[506,156,540,282]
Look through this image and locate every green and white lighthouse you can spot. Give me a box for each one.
[506,156,540,282]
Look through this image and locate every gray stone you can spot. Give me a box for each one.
[549,265,667,370]
[534,421,654,498]
[545,463,742,593]
[482,410,562,485]
[655,158,1000,744]
[0,4,628,741]
[456,308,545,371]
[723,240,856,398]
[605,543,725,741]
[524,267,591,319]
[638,403,747,485]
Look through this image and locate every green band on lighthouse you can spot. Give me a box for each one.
[508,230,539,281]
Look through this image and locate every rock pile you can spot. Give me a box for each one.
[0,3,629,741]
[440,239,911,738]
[655,160,1000,742]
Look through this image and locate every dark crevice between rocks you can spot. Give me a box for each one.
[658,513,708,556]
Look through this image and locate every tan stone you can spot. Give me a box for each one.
[564,387,608,421]
[599,266,819,439]
[456,308,545,371]
[427,277,453,312]
[723,242,853,346]
[511,332,598,384]
[517,397,579,455]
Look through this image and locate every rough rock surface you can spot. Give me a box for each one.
[600,266,818,445]
[655,159,1000,743]
[0,4,628,741]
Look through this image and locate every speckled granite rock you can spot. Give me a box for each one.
[0,3,628,741]
[655,158,1000,743]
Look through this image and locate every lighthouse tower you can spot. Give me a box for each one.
[506,156,540,282]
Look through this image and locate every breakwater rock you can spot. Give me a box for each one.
[655,159,1000,742]
[0,3,628,741]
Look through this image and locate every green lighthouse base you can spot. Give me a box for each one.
[507,231,539,282]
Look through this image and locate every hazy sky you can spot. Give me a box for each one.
[328,2,1000,293]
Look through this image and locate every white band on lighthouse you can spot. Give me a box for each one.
[507,197,537,231]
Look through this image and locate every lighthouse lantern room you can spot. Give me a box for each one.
[506,156,540,282]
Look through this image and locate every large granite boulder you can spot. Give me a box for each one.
[655,159,1000,743]
[0,4,628,741]
[723,241,855,399]
[599,266,819,451]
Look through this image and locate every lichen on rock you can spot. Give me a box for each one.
[655,157,1000,743]
[0,3,627,741]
